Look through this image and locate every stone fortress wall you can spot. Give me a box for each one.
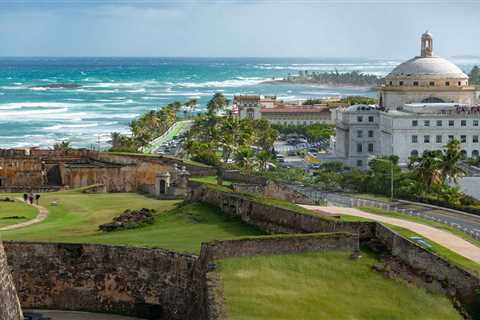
[0,149,215,192]
[0,240,23,320]
[188,184,480,317]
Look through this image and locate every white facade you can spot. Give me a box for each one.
[335,32,480,169]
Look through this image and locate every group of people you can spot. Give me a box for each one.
[23,192,41,205]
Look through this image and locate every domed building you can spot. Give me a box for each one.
[335,32,480,168]
[379,31,476,108]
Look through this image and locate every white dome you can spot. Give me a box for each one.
[386,56,468,80]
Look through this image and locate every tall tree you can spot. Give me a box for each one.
[439,138,466,184]
[207,93,229,115]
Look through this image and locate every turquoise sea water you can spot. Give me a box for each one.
[0,57,477,148]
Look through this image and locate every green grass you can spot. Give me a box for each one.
[219,251,462,320]
[0,191,264,253]
[0,199,37,228]
[190,176,233,187]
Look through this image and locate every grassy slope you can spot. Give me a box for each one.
[1,192,264,254]
[0,200,37,228]
[219,251,462,320]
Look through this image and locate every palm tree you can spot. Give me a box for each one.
[439,138,466,184]
[410,150,443,191]
[53,141,72,152]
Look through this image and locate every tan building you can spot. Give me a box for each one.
[234,95,335,125]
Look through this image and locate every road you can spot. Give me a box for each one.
[302,205,480,263]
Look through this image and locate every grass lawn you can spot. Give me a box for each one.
[0,191,264,253]
[219,251,462,320]
[191,176,233,187]
[0,199,37,228]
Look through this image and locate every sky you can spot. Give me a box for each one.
[0,0,479,58]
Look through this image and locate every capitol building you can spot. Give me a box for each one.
[335,32,480,168]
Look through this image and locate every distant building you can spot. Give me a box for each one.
[335,32,480,169]
[234,95,336,125]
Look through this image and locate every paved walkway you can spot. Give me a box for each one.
[0,199,49,231]
[301,205,480,264]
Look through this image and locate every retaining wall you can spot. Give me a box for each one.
[375,224,480,305]
[187,185,376,239]
[4,242,201,320]
[0,241,23,320]
[200,233,358,262]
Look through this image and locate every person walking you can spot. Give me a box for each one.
[23,193,28,202]
[28,192,34,205]
[35,194,41,205]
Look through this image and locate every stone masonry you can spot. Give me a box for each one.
[0,240,23,320]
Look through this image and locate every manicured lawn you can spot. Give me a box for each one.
[219,251,462,320]
[0,199,37,228]
[1,191,264,253]
[191,176,233,187]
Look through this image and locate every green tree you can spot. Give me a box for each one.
[207,93,229,115]
[410,151,443,192]
[439,139,466,184]
[469,66,480,85]
[53,141,71,151]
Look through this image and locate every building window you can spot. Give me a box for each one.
[389,81,393,86]
[368,130,374,138]
[473,150,480,158]
[413,81,419,86]
[445,81,450,86]
[399,81,404,86]
[424,120,430,127]
[429,81,435,86]
[357,116,363,122]
[449,120,455,127]
[461,120,467,127]
[357,160,363,167]
[411,150,419,157]
[474,135,479,143]
[368,143,374,153]
[412,120,418,127]
[436,120,442,127]
[448,135,455,141]
[357,130,363,138]
[424,135,430,143]
[436,135,442,143]
[461,150,467,158]
[357,143,363,153]
[458,81,462,86]
[412,135,418,143]
[368,116,374,123]
[461,135,467,143]
[246,108,255,119]
[474,120,479,127]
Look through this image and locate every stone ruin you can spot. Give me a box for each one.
[0,240,23,320]
[99,208,156,232]
[155,164,190,199]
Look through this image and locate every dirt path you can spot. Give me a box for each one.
[301,205,480,264]
[0,199,49,231]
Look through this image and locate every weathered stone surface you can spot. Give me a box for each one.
[4,242,200,320]
[200,233,358,262]
[187,185,376,239]
[99,209,156,232]
[0,241,23,320]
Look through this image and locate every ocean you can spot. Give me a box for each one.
[0,57,478,149]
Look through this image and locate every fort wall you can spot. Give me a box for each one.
[0,241,23,320]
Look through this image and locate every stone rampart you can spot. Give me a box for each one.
[0,241,23,320]
[4,242,200,320]
[187,185,376,239]
[200,233,358,262]
[375,224,480,306]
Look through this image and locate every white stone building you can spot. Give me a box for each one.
[335,32,479,169]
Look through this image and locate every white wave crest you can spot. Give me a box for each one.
[176,77,268,88]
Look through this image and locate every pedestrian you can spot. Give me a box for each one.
[23,193,28,202]
[35,194,41,205]
[28,192,34,205]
